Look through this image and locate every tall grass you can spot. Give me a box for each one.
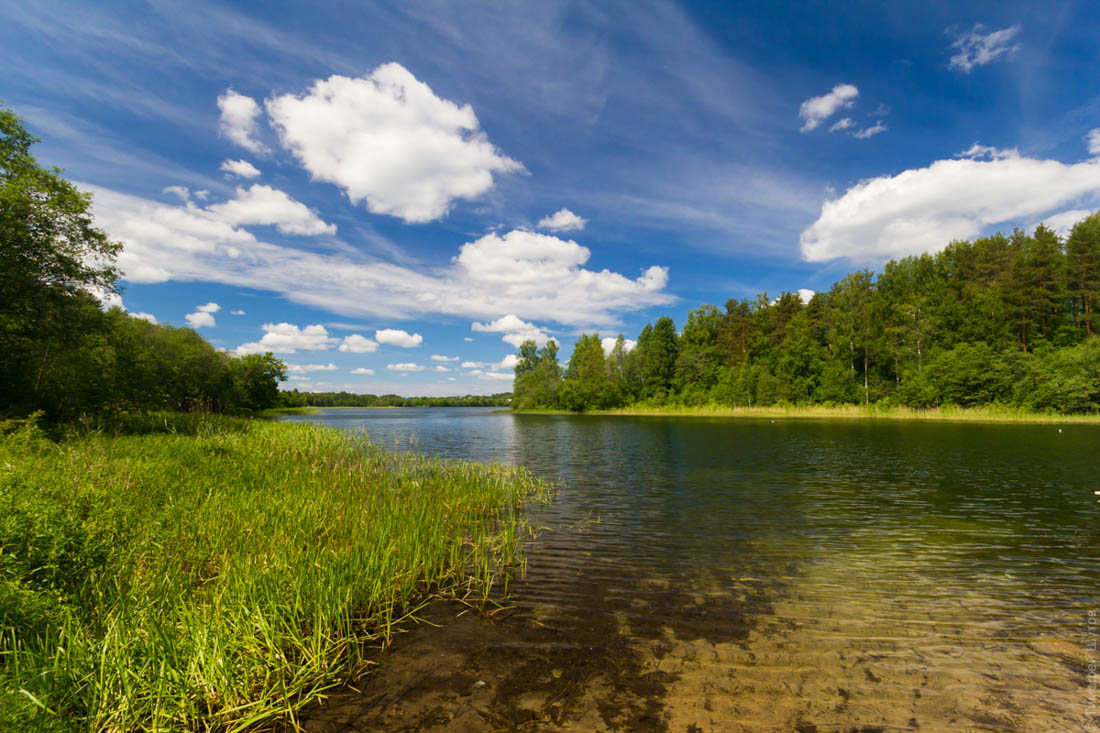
[0,415,551,731]
[515,403,1100,424]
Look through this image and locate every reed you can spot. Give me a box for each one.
[0,415,551,731]
[513,403,1100,424]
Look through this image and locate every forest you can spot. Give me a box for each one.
[277,390,513,408]
[0,106,286,422]
[514,213,1100,413]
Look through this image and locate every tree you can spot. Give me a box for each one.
[560,333,616,411]
[638,316,677,401]
[1,106,123,416]
[1066,212,1100,336]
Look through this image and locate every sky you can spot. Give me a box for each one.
[3,0,1099,396]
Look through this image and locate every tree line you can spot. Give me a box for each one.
[1,105,286,422]
[278,390,512,408]
[514,213,1100,413]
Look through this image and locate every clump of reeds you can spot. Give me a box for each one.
[0,415,551,731]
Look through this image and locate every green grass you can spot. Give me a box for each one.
[513,403,1100,424]
[0,414,551,731]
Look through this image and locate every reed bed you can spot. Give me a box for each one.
[0,415,551,731]
[515,403,1100,424]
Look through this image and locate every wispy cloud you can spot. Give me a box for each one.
[948,24,1021,73]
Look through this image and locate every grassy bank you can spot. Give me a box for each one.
[0,415,551,731]
[513,403,1100,424]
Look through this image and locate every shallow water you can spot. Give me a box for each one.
[283,407,1100,731]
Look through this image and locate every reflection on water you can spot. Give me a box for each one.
[285,408,1099,731]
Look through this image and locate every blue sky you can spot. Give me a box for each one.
[3,1,1099,395]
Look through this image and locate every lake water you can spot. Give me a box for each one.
[284,407,1099,732]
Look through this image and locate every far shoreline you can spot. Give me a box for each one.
[507,404,1100,424]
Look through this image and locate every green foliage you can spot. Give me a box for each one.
[0,104,286,420]
[513,211,1100,415]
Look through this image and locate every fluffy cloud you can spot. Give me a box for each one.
[472,314,550,347]
[231,309,246,315]
[1087,129,1100,157]
[207,185,335,236]
[600,336,637,354]
[131,311,158,324]
[430,354,459,362]
[185,311,215,329]
[1036,209,1094,238]
[235,323,338,354]
[350,367,375,375]
[799,84,858,132]
[801,153,1100,263]
[537,208,586,232]
[220,159,261,178]
[338,334,379,353]
[948,24,1020,73]
[498,354,519,369]
[828,118,854,132]
[386,362,424,372]
[432,365,450,372]
[217,89,268,153]
[852,121,887,139]
[375,328,422,348]
[86,186,672,326]
[266,63,523,223]
[286,363,338,373]
[797,288,816,304]
[184,302,219,329]
[466,369,513,381]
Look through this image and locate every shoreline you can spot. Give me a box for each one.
[509,404,1100,424]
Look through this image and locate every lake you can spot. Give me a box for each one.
[284,407,1099,731]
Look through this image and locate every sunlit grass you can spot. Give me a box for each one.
[514,403,1100,423]
[0,415,551,731]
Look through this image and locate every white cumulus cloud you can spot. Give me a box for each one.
[801,153,1100,263]
[131,311,158,324]
[797,288,816,304]
[207,185,335,236]
[386,362,424,372]
[375,328,422,348]
[472,314,550,347]
[86,186,672,326]
[466,369,513,382]
[266,63,523,223]
[220,159,261,178]
[600,336,637,354]
[430,354,459,362]
[1036,209,1094,239]
[537,208,587,232]
[185,311,216,329]
[799,84,858,132]
[217,89,268,153]
[338,334,379,353]
[828,118,854,133]
[185,302,220,329]
[231,309,246,315]
[498,354,519,369]
[949,24,1021,73]
[350,367,375,375]
[235,323,338,354]
[432,365,450,372]
[286,363,338,373]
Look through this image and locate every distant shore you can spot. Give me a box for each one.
[509,404,1100,424]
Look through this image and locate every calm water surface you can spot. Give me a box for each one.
[285,408,1099,731]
